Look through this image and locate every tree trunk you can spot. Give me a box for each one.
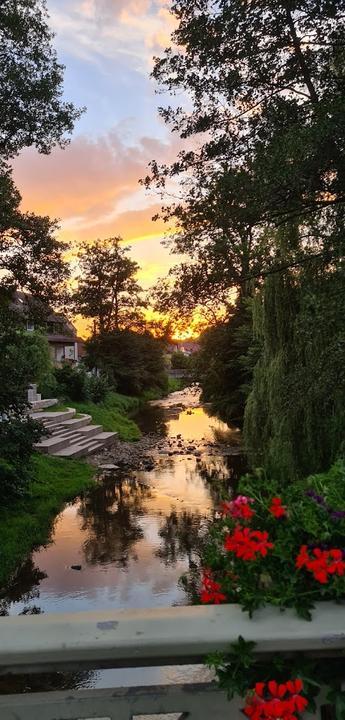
[284,4,319,105]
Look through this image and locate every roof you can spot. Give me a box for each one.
[12,291,77,339]
[46,335,77,344]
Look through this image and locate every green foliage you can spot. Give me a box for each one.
[193,461,345,619]
[39,371,58,400]
[195,302,258,426]
[51,363,112,404]
[244,266,345,482]
[0,306,53,415]
[54,364,89,402]
[0,210,69,303]
[145,0,345,321]
[171,350,191,370]
[0,418,45,500]
[87,374,109,404]
[0,454,94,589]
[168,377,184,393]
[208,636,345,716]
[0,309,52,501]
[86,330,168,397]
[72,392,141,441]
[72,238,146,333]
[0,0,82,159]
[195,465,345,711]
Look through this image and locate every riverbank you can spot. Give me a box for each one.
[45,392,142,441]
[0,454,95,591]
[0,386,186,591]
[92,387,243,472]
[45,383,184,443]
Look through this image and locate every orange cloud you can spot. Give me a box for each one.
[12,128,179,240]
[12,127,183,296]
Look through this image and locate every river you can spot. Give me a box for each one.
[0,387,245,692]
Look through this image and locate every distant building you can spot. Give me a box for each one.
[168,340,200,356]
[12,292,85,367]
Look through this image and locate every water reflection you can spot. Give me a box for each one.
[0,400,245,693]
[0,558,46,616]
[134,403,168,436]
[156,509,206,569]
[1,402,244,617]
[78,477,151,568]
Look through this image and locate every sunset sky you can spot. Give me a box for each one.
[12,0,186,327]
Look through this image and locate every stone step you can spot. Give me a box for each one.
[47,419,94,441]
[91,431,118,447]
[34,430,85,455]
[42,424,103,445]
[30,399,58,411]
[58,414,92,431]
[75,424,103,439]
[38,409,77,426]
[54,441,104,459]
[53,431,117,459]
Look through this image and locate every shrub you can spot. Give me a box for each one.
[85,330,168,396]
[39,371,58,399]
[0,417,45,502]
[86,374,110,403]
[54,364,88,402]
[171,350,191,370]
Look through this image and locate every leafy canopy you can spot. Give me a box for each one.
[72,238,147,333]
[0,0,83,159]
[144,0,345,319]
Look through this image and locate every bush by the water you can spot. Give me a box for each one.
[0,417,45,503]
[85,329,168,396]
[0,308,52,502]
[171,350,191,370]
[194,302,256,427]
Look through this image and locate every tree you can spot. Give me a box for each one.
[0,303,52,501]
[143,0,345,484]
[0,0,83,159]
[244,263,345,482]
[0,0,81,500]
[85,330,168,396]
[73,238,146,333]
[194,302,257,427]
[171,350,191,370]
[0,0,82,303]
[0,167,69,304]
[144,0,345,316]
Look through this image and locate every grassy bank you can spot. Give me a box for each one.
[45,383,187,441]
[0,454,95,590]
[73,392,141,441]
[47,392,141,441]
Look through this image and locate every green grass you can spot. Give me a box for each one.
[0,454,95,589]
[44,392,141,441]
[168,377,185,393]
[73,392,141,441]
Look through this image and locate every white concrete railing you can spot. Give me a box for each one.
[0,603,345,720]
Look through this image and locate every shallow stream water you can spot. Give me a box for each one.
[0,389,245,692]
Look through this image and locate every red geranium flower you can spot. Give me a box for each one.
[296,545,345,584]
[220,495,255,520]
[269,497,287,518]
[244,679,308,720]
[224,527,274,561]
[200,569,226,605]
